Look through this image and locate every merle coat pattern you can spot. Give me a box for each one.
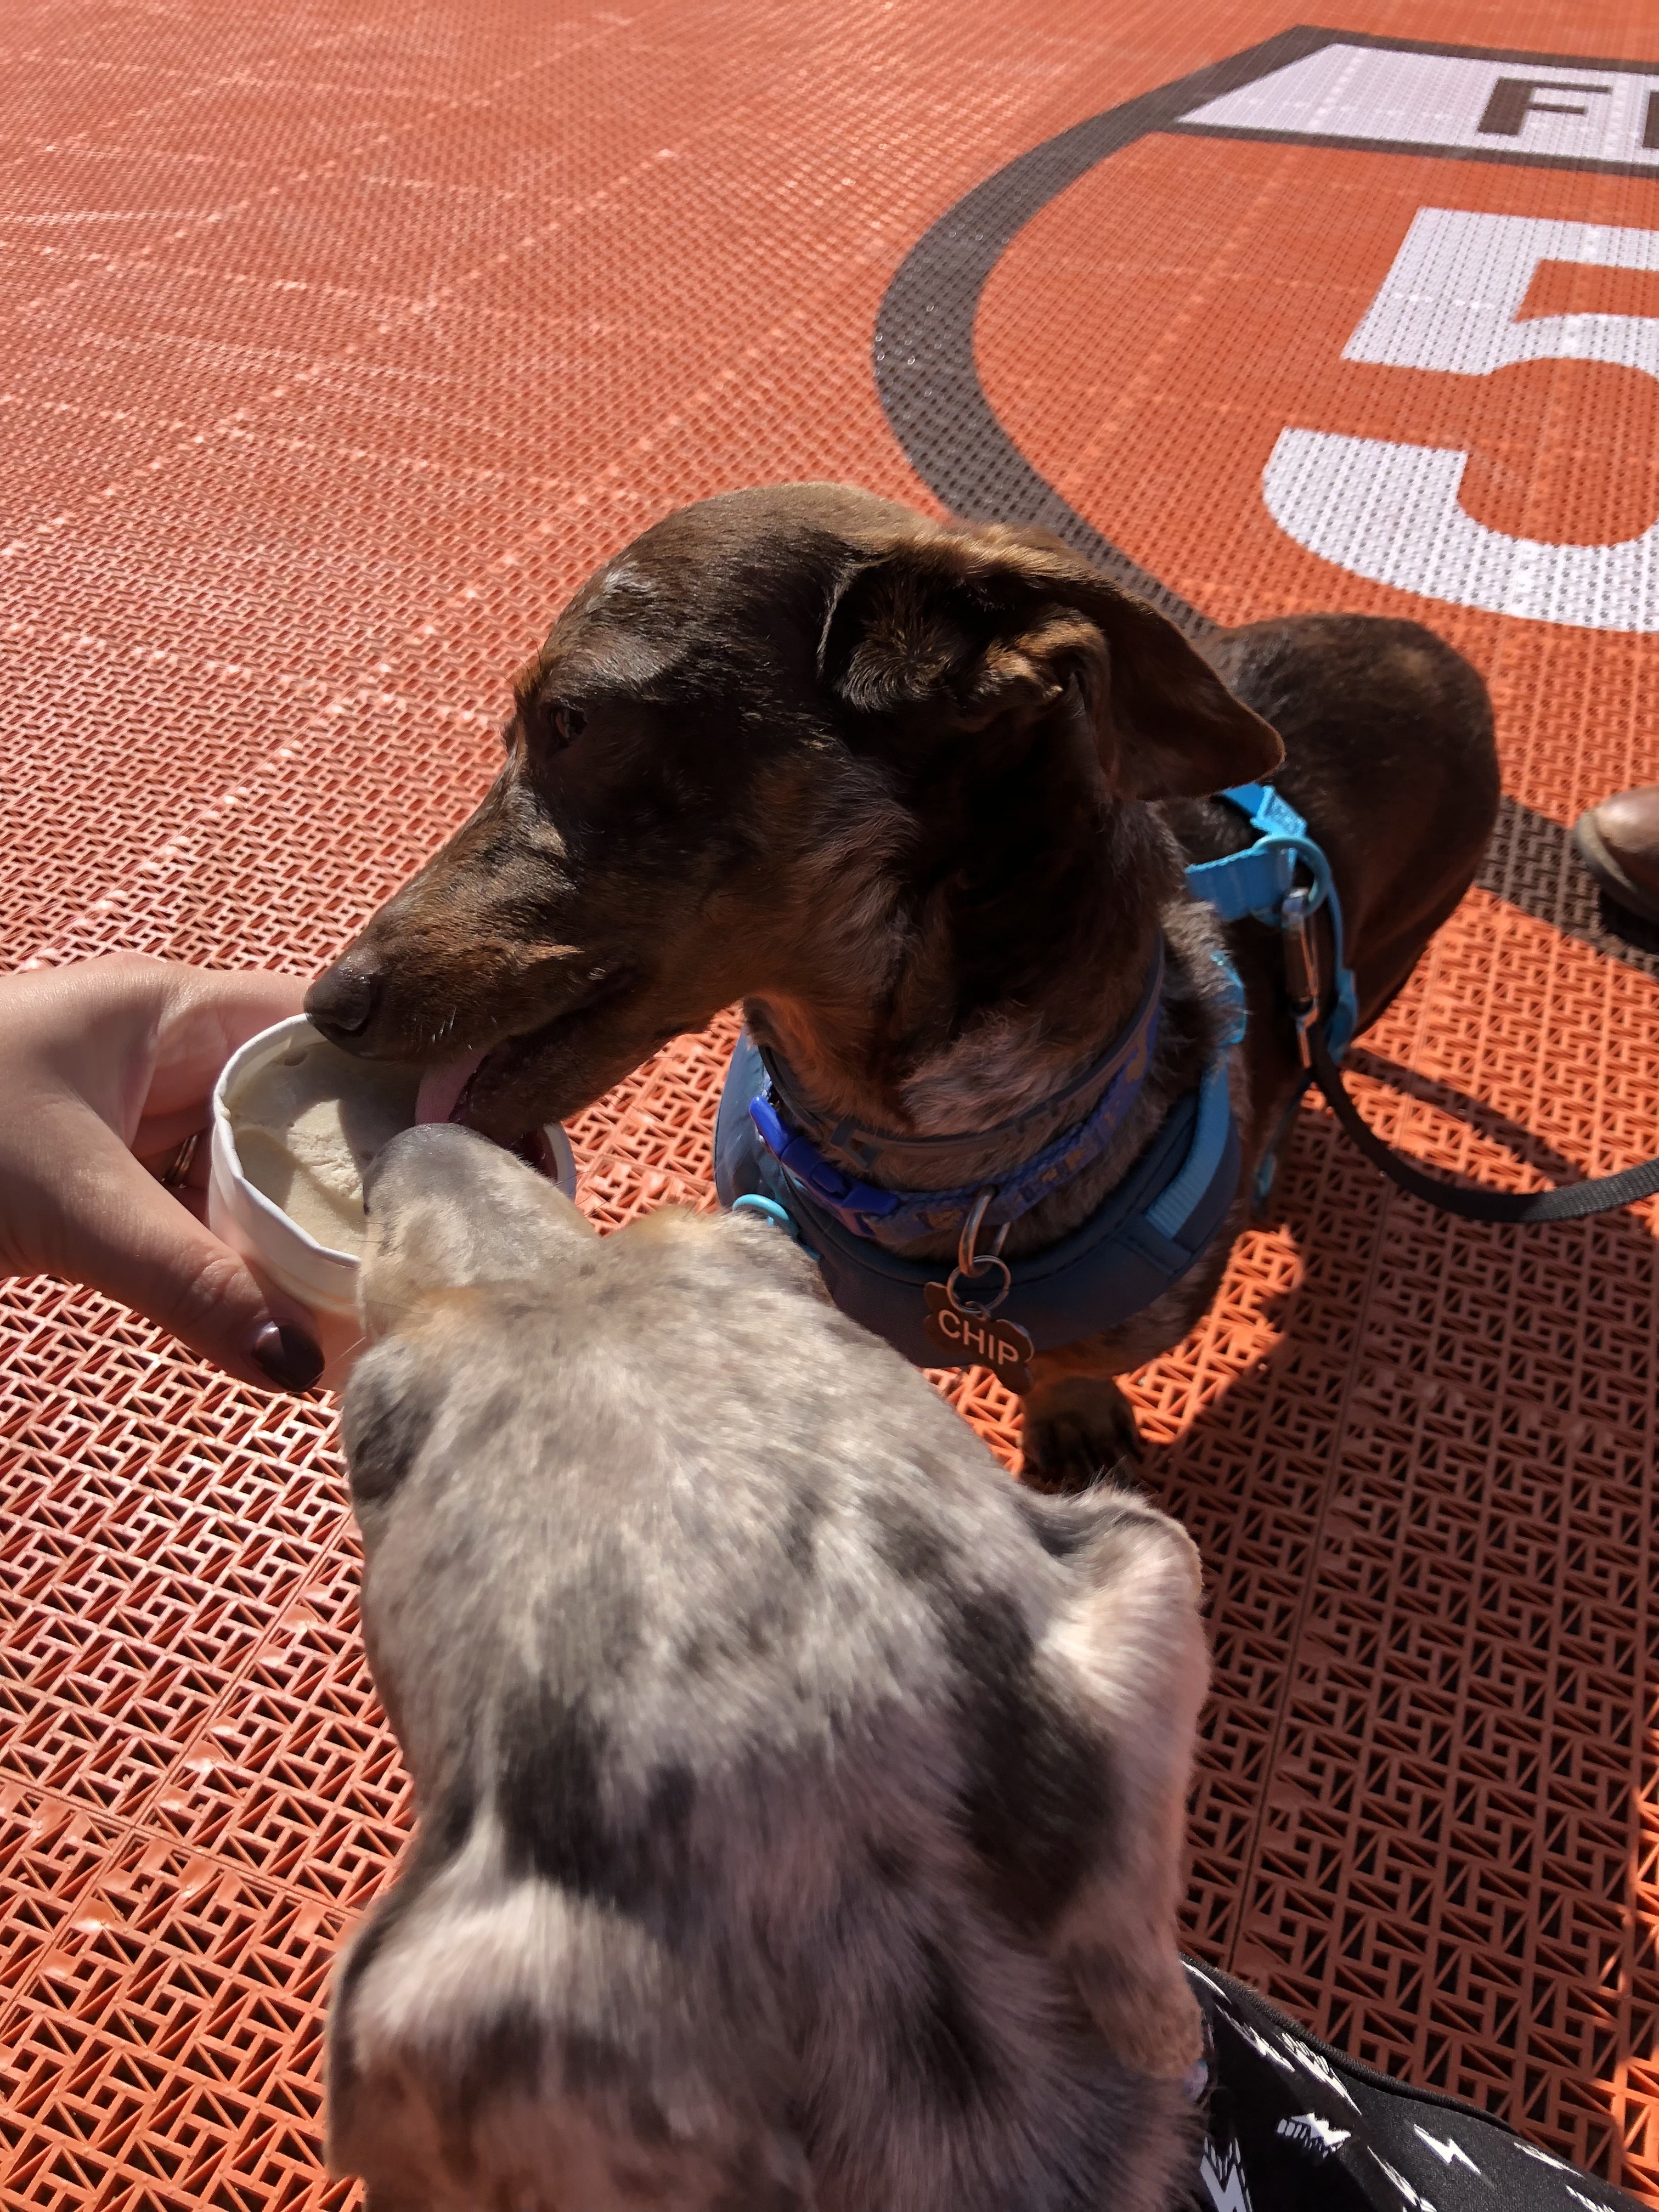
[329,1124,1209,2211]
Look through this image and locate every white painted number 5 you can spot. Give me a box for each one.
[1263,206,1659,633]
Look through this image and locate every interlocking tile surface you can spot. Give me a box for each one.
[4,0,1659,2201]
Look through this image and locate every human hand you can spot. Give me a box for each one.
[0,955,323,1390]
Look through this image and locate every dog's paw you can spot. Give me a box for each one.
[1019,1376,1144,1495]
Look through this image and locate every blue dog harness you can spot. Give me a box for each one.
[713,783,1358,1373]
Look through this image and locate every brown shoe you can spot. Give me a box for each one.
[1573,785,1659,926]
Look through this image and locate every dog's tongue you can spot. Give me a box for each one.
[415,1046,491,1127]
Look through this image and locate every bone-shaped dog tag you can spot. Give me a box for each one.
[923,1282,1034,1392]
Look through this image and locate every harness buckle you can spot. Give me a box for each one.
[1281,885,1322,1069]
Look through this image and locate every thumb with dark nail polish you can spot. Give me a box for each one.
[16,1062,331,1393]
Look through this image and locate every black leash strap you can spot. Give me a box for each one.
[1308,1027,1659,1223]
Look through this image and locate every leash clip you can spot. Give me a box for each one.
[1280,885,1322,1069]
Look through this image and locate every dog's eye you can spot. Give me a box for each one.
[549,701,587,750]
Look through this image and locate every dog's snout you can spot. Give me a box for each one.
[306,957,382,1043]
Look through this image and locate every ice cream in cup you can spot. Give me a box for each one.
[209,1015,575,1389]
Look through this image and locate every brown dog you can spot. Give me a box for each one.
[307,484,1498,1488]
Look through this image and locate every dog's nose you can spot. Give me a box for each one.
[305,957,382,1042]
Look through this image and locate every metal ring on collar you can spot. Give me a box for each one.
[957,1185,1013,1272]
[945,1252,1012,1318]
[1250,832,1335,912]
[951,1187,1013,1315]
[957,1186,994,1277]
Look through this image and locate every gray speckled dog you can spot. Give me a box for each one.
[328,1124,1209,2212]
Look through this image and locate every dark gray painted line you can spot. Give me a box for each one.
[1266,23,1659,76]
[1167,118,1659,184]
[872,25,1659,982]
[872,25,1334,643]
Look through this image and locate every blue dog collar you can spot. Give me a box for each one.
[747,938,1166,1244]
[715,1003,1241,1362]
[714,781,1353,1372]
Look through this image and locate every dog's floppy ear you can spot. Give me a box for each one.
[341,1335,439,1517]
[818,524,1281,800]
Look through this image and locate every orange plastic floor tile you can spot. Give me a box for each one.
[4,0,1659,2201]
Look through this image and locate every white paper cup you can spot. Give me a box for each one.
[209,1015,576,1390]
